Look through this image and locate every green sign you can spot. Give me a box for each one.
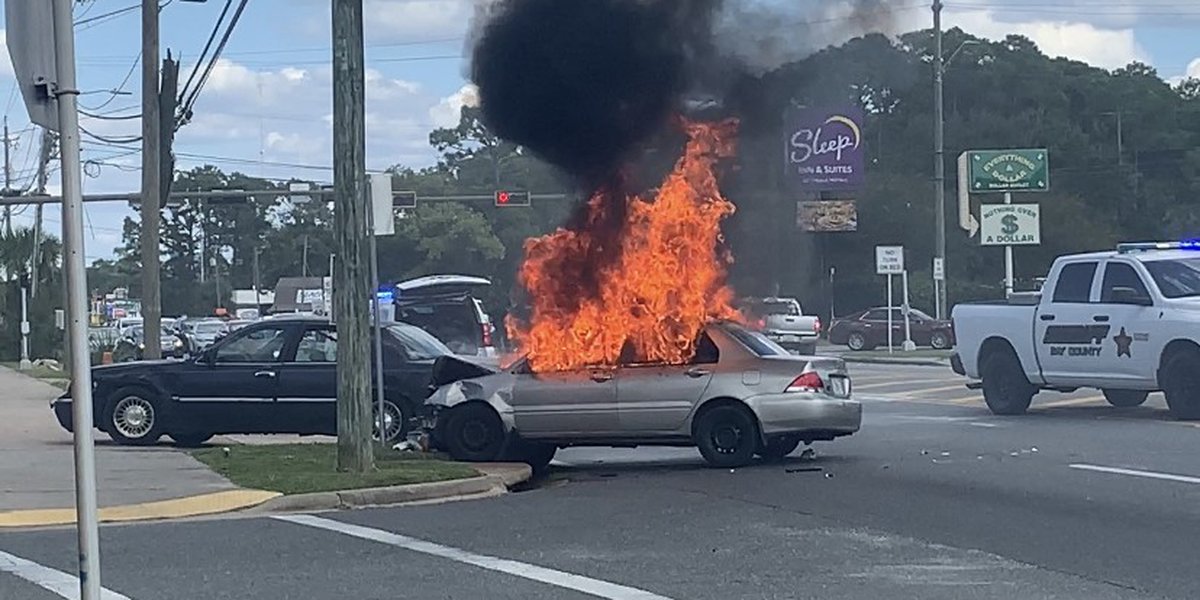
[966,149,1049,192]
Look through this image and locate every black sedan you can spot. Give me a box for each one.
[52,316,458,446]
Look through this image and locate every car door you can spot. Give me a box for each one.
[1094,260,1158,386]
[510,367,618,438]
[174,322,294,433]
[857,309,888,346]
[616,333,718,433]
[274,324,338,434]
[1034,261,1104,385]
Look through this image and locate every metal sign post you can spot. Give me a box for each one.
[886,274,894,354]
[875,246,904,355]
[1004,192,1014,296]
[368,174,393,446]
[932,257,945,320]
[901,270,916,352]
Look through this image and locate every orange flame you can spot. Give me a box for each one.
[508,119,741,372]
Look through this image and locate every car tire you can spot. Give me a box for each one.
[103,387,165,446]
[520,442,557,475]
[757,436,800,461]
[930,331,951,350]
[169,432,214,447]
[442,403,507,462]
[1161,348,1200,420]
[372,399,409,445]
[846,332,870,352]
[980,347,1035,416]
[1102,389,1148,408]
[694,403,760,468]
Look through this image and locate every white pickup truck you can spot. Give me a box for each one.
[951,242,1200,420]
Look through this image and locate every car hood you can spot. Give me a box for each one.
[93,359,180,376]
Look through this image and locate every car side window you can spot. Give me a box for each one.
[295,328,337,363]
[214,326,289,363]
[1052,262,1098,303]
[863,309,887,320]
[691,333,720,364]
[1100,262,1150,303]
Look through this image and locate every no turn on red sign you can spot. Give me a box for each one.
[875,246,904,275]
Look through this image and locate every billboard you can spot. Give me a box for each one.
[797,200,858,232]
[784,106,866,191]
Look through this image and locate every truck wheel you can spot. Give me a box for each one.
[980,348,1035,415]
[1102,389,1148,408]
[1161,349,1200,420]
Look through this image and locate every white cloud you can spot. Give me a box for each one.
[363,0,474,42]
[429,83,478,128]
[944,9,1149,70]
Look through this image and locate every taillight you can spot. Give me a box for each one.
[481,323,493,347]
[786,372,824,393]
[813,317,822,333]
[756,318,766,330]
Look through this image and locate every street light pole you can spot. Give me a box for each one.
[140,0,162,360]
[933,0,947,322]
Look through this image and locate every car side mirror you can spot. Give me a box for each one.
[1111,286,1152,306]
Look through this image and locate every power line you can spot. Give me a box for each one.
[178,0,251,127]
[179,0,234,105]
[80,53,141,112]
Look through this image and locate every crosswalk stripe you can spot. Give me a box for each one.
[0,550,131,599]
[1038,396,1105,409]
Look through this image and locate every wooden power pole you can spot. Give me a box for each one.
[332,0,374,472]
[140,0,162,359]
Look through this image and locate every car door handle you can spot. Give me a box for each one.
[1093,315,1110,322]
[589,372,613,383]
[254,370,277,378]
[685,368,711,378]
[1039,314,1056,321]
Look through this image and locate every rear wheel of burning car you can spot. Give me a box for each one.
[518,442,557,474]
[694,403,760,468]
[441,403,507,462]
[757,436,800,461]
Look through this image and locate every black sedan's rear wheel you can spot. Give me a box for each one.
[694,403,760,468]
[442,403,506,462]
[104,387,165,446]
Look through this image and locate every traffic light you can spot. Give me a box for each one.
[393,190,417,209]
[494,190,530,207]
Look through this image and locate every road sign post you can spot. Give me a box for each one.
[932,257,945,319]
[963,148,1048,298]
[876,246,904,354]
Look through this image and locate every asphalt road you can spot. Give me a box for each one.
[4,362,1200,599]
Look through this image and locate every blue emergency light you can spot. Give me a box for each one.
[1117,240,1200,253]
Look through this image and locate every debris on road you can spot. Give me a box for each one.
[786,466,822,474]
[799,447,816,461]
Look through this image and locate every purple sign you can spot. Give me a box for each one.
[784,107,866,191]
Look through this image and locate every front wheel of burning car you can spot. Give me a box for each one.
[694,403,760,468]
[442,403,507,462]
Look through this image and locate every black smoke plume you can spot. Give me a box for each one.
[471,0,721,182]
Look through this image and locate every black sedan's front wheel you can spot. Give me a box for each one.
[372,399,409,444]
[694,403,760,468]
[441,403,506,462]
[104,387,165,446]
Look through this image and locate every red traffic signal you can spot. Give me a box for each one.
[494,190,530,207]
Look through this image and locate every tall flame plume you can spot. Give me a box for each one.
[508,119,741,372]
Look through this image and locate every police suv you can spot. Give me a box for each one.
[951,242,1200,419]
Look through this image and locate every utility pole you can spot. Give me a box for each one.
[302,234,309,277]
[332,0,374,472]
[252,247,261,311]
[3,117,12,236]
[140,0,163,359]
[932,0,947,322]
[31,129,53,298]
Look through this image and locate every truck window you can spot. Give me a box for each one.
[1144,258,1200,299]
[1052,262,1097,303]
[1100,263,1149,302]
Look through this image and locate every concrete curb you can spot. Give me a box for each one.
[253,462,533,514]
[0,489,282,529]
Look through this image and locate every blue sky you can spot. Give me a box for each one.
[1,0,1197,261]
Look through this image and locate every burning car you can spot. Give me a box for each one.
[425,321,861,470]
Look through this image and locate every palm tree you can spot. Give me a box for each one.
[0,226,62,293]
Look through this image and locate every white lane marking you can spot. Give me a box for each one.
[968,422,998,428]
[0,550,131,600]
[274,514,674,600]
[1069,464,1200,485]
[1038,396,1105,409]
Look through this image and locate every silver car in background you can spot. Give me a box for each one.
[425,321,861,469]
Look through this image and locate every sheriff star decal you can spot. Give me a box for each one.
[1113,327,1133,358]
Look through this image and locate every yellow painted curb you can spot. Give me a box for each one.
[0,489,282,528]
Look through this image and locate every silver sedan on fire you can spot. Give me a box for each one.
[425,321,861,469]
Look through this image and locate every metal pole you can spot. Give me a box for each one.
[140,0,162,360]
[3,117,11,236]
[332,0,374,472]
[368,227,386,446]
[302,235,309,277]
[902,270,914,352]
[886,273,894,354]
[51,0,102,595]
[19,285,30,369]
[1004,192,1014,296]
[253,247,261,314]
[932,0,947,324]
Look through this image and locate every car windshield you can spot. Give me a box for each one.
[387,323,453,361]
[759,301,799,316]
[195,322,226,334]
[1144,258,1200,299]
[722,323,787,356]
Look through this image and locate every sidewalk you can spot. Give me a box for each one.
[0,366,238,512]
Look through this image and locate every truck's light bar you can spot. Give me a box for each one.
[1117,240,1200,253]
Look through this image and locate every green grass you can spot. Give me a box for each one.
[190,443,479,495]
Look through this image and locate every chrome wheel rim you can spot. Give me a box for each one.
[113,396,154,439]
[848,334,864,350]
[372,402,405,443]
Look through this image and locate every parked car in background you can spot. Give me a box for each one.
[112,326,189,362]
[393,275,498,357]
[114,317,143,335]
[736,297,821,355]
[186,319,229,350]
[426,321,861,470]
[828,307,954,351]
[52,316,471,446]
